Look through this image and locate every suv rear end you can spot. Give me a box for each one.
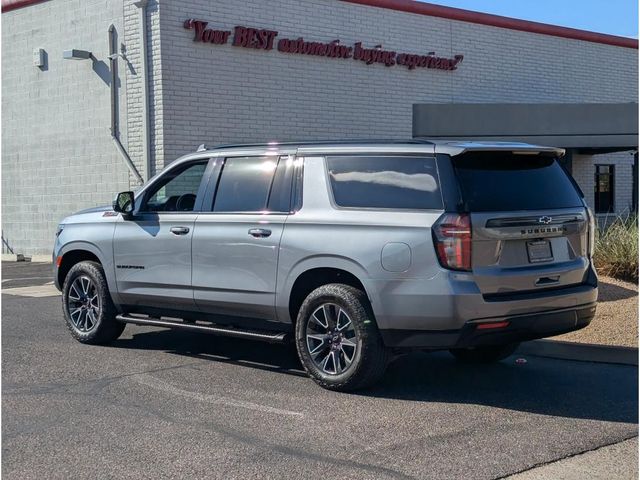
[384,144,597,352]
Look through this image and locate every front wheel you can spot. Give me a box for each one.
[449,343,519,363]
[295,284,388,392]
[62,260,125,345]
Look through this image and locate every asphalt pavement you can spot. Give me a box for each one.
[2,262,638,479]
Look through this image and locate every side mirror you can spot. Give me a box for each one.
[113,191,135,216]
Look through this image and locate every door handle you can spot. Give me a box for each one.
[248,228,272,238]
[170,226,190,235]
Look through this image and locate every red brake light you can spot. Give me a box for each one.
[476,321,510,330]
[432,213,472,271]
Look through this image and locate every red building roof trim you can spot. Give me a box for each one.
[1,0,48,13]
[342,0,638,49]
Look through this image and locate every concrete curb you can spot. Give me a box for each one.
[30,255,52,263]
[1,254,51,263]
[2,254,25,262]
[518,339,638,366]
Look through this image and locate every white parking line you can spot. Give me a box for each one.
[132,373,304,417]
[1,276,53,283]
[2,283,60,297]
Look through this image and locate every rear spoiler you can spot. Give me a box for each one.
[432,141,565,158]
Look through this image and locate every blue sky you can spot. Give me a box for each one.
[426,1,638,38]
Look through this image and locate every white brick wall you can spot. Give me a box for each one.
[124,0,167,179]
[2,0,130,255]
[2,0,638,254]
[572,151,637,218]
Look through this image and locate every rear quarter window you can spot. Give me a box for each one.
[326,156,443,210]
[452,152,584,212]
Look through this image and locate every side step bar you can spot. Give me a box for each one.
[115,314,289,344]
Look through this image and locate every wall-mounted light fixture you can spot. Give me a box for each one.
[33,48,46,67]
[62,49,92,60]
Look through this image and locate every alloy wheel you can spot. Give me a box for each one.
[67,275,100,333]
[305,303,358,375]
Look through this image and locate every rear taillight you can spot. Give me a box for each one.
[586,207,596,258]
[432,213,472,271]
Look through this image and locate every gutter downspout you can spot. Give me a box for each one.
[134,0,151,181]
[108,24,144,185]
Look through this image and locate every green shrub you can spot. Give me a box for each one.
[593,214,638,283]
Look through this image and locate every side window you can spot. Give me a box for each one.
[326,156,442,210]
[143,161,208,212]
[213,156,292,213]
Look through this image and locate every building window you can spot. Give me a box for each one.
[594,165,614,213]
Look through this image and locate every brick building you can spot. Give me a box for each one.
[1,0,638,255]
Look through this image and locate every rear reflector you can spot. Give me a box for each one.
[55,256,63,267]
[476,321,510,330]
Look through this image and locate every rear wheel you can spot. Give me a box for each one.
[449,343,519,363]
[295,284,388,391]
[62,261,125,345]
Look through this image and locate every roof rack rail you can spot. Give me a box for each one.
[207,139,435,150]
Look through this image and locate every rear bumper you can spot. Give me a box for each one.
[380,302,597,349]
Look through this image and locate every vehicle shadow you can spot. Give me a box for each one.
[598,278,638,302]
[371,351,638,425]
[113,328,306,377]
[113,328,638,425]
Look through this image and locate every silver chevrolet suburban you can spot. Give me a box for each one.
[53,140,598,391]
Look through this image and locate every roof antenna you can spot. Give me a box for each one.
[197,144,207,152]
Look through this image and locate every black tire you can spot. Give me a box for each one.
[449,343,519,363]
[62,260,125,345]
[295,283,388,392]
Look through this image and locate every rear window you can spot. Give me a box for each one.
[452,153,583,212]
[326,156,442,210]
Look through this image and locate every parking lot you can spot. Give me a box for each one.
[2,262,638,479]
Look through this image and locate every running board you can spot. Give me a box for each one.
[115,314,289,344]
